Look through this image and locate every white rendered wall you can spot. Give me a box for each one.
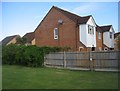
[86,26,96,47]
[79,16,96,47]
[103,27,114,48]
[79,24,87,46]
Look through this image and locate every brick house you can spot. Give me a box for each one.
[1,35,20,45]
[23,32,35,45]
[96,25,115,51]
[114,32,120,50]
[35,6,115,51]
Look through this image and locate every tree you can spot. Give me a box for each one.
[16,37,27,45]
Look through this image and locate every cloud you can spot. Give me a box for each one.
[71,3,100,16]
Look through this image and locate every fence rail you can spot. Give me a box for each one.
[44,51,120,72]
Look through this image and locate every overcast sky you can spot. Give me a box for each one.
[1,2,119,40]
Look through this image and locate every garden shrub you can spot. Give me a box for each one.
[2,44,18,65]
[2,44,71,67]
[15,45,26,65]
[23,46,44,67]
[2,44,44,67]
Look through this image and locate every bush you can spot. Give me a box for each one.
[2,44,44,67]
[15,45,27,66]
[23,46,44,67]
[2,44,71,67]
[2,44,18,65]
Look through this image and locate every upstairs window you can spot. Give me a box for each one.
[54,28,58,39]
[98,32,101,39]
[110,32,112,39]
[88,25,94,35]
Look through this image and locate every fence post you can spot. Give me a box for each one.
[89,51,94,71]
[64,51,66,68]
[44,55,46,66]
[76,51,79,67]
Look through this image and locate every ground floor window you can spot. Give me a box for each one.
[104,47,108,51]
[91,47,95,51]
[110,48,114,50]
[79,47,84,51]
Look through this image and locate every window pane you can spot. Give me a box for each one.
[88,25,90,34]
[54,28,58,39]
[88,25,94,35]
[92,27,94,34]
[98,32,101,39]
[110,32,112,39]
[55,28,58,35]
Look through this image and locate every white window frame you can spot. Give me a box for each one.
[54,28,58,39]
[79,47,83,51]
[104,47,108,51]
[98,32,101,39]
[88,25,94,35]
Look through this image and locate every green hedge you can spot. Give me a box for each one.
[2,45,43,67]
[2,44,70,67]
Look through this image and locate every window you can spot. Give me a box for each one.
[88,25,94,34]
[104,47,108,51]
[79,47,83,51]
[110,32,112,39]
[54,28,58,39]
[98,32,101,39]
[91,47,95,51]
[110,48,114,50]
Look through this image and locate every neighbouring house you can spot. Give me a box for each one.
[23,32,35,45]
[96,25,115,51]
[1,35,20,45]
[114,32,120,50]
[35,6,115,51]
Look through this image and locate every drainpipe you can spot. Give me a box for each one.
[58,26,60,46]
[57,19,63,47]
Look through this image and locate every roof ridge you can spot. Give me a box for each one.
[97,25,112,32]
[99,25,112,27]
[53,6,82,18]
[23,32,35,43]
[5,35,19,38]
[54,6,92,18]
[81,15,92,17]
[25,32,34,34]
[53,6,91,24]
[2,35,20,45]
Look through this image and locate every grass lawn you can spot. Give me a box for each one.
[2,65,118,89]
[0,66,2,90]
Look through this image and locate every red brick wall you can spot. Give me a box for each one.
[96,31,103,51]
[35,7,79,51]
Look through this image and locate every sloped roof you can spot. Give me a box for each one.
[54,6,91,24]
[2,35,19,45]
[96,25,112,32]
[23,32,35,43]
[99,25,112,32]
[114,32,120,38]
[96,25,102,32]
[34,6,92,33]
